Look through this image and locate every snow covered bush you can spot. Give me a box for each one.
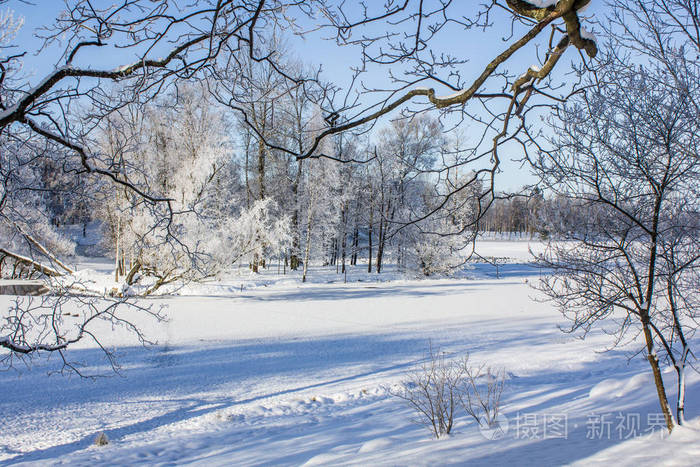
[410,231,465,277]
[404,168,481,277]
[218,198,292,268]
[407,212,470,277]
[109,196,290,295]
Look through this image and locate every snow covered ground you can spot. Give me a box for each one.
[1,241,698,466]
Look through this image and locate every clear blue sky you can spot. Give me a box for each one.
[10,1,609,192]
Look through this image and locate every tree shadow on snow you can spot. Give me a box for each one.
[2,326,697,465]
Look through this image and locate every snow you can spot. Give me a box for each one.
[436,89,468,101]
[113,62,136,73]
[588,374,653,400]
[415,86,471,103]
[59,221,102,248]
[577,1,592,13]
[0,66,71,122]
[580,26,597,42]
[0,241,698,465]
[511,0,593,14]
[0,279,45,287]
[523,0,558,8]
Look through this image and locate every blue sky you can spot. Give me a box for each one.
[9,1,609,192]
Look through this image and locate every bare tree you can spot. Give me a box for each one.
[531,43,700,432]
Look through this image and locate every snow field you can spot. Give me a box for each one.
[0,244,698,466]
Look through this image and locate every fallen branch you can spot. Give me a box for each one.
[0,248,64,277]
[12,222,75,275]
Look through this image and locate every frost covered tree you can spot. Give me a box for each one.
[409,169,484,276]
[95,84,291,293]
[1,0,600,361]
[94,84,229,292]
[276,81,317,270]
[209,35,307,272]
[299,120,342,282]
[368,115,444,273]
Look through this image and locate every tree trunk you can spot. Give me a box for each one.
[368,209,373,273]
[351,197,360,266]
[341,204,348,274]
[641,195,674,432]
[351,226,359,266]
[244,134,252,209]
[667,277,689,425]
[302,201,314,283]
[290,160,302,270]
[676,358,687,425]
[125,260,141,285]
[257,138,266,200]
[13,222,75,275]
[642,320,675,433]
[376,217,384,274]
[115,216,121,282]
[0,248,64,277]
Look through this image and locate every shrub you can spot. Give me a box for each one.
[393,346,506,439]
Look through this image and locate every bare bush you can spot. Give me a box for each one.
[458,360,506,432]
[393,347,506,439]
[392,346,462,438]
